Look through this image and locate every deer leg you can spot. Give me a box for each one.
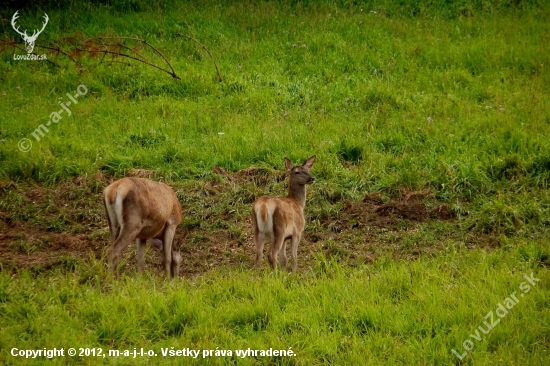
[290,234,301,272]
[103,199,118,243]
[171,250,182,278]
[279,239,288,270]
[108,225,140,277]
[269,234,284,270]
[136,238,146,274]
[254,232,267,268]
[162,224,177,278]
[252,212,264,268]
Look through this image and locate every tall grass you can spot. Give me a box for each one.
[1,1,550,364]
[0,1,548,199]
[1,241,549,365]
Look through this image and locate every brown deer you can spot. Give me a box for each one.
[252,156,316,271]
[103,177,184,278]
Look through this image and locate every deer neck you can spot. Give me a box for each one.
[288,181,306,208]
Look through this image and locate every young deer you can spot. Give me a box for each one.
[103,177,184,278]
[252,156,316,271]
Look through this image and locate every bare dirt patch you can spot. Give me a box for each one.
[339,190,454,229]
[0,172,466,277]
[213,166,285,186]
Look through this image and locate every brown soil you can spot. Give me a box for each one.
[0,169,468,278]
[340,190,454,229]
[212,166,285,186]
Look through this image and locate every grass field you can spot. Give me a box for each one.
[1,0,549,364]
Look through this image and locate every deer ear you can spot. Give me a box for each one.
[149,238,163,251]
[284,157,293,171]
[303,155,316,169]
[174,230,189,251]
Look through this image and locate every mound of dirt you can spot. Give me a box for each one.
[340,190,454,229]
[374,201,428,221]
[127,168,155,178]
[213,166,284,186]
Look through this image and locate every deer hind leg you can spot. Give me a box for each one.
[109,225,141,277]
[104,198,118,243]
[162,224,177,278]
[254,231,267,268]
[269,232,285,270]
[252,212,267,268]
[290,234,301,272]
[279,239,288,270]
[136,238,146,274]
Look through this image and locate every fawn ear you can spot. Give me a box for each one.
[303,155,316,169]
[284,157,293,171]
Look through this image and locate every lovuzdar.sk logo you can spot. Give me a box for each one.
[11,10,49,61]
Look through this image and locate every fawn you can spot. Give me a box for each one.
[252,156,316,271]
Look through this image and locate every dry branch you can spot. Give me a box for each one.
[175,33,223,82]
[93,37,180,79]
[1,35,181,80]
[2,33,222,82]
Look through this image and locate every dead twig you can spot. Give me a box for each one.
[175,33,223,82]
[35,43,77,63]
[1,35,182,80]
[74,45,180,79]
[96,36,180,79]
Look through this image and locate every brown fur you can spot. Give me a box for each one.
[252,156,316,271]
[103,177,183,278]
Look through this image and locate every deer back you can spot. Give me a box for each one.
[253,196,305,238]
[103,178,182,239]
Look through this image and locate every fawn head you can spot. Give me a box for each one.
[285,155,316,185]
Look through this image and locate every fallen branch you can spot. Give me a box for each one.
[36,42,77,63]
[175,33,223,82]
[94,37,180,79]
[74,45,180,79]
[1,35,181,80]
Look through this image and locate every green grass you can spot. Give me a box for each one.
[1,242,549,365]
[1,0,550,364]
[1,1,549,196]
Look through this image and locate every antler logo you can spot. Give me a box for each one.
[11,11,49,54]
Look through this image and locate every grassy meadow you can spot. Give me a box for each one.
[1,0,550,364]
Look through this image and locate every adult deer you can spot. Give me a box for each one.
[252,156,316,271]
[11,11,49,54]
[103,177,184,278]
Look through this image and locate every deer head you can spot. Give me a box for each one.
[11,11,49,54]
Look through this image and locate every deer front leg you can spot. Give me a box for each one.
[171,250,182,278]
[163,225,177,278]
